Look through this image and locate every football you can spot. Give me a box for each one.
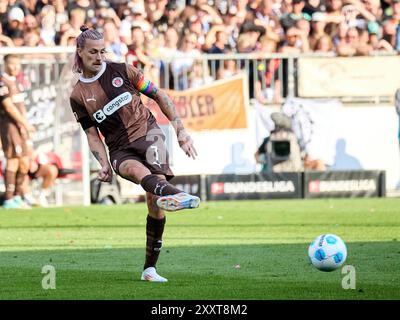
[308,234,347,272]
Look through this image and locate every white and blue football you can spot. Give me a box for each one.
[308,234,347,272]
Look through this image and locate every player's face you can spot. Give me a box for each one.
[78,39,106,75]
[5,57,21,77]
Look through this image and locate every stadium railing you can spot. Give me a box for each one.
[143,51,397,105]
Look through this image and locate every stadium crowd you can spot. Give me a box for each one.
[0,0,398,55]
[0,0,398,103]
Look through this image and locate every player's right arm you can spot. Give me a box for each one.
[70,96,112,182]
[84,126,113,182]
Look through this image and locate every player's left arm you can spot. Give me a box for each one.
[127,65,197,159]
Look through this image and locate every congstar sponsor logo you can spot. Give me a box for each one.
[93,92,132,122]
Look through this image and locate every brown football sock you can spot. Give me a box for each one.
[4,170,16,200]
[140,174,182,196]
[144,215,166,270]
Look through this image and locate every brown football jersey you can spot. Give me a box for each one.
[0,73,26,124]
[70,61,156,152]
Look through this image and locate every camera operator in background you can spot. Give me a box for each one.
[255,112,303,173]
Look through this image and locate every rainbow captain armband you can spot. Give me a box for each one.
[136,74,157,95]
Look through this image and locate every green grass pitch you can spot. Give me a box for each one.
[0,198,399,300]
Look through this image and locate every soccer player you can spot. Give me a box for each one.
[0,54,35,209]
[69,26,200,282]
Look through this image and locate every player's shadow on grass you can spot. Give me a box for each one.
[0,241,399,300]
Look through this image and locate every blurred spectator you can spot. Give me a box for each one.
[367,21,394,51]
[336,26,372,55]
[216,54,239,79]
[280,0,312,31]
[189,60,214,88]
[194,1,224,38]
[0,23,14,47]
[382,0,400,49]
[3,6,25,46]
[187,15,207,49]
[237,24,262,100]
[161,27,180,58]
[279,27,310,52]
[0,0,392,57]
[154,0,183,34]
[255,0,281,32]
[221,5,241,51]
[170,32,202,89]
[23,28,41,47]
[240,21,266,47]
[364,0,383,20]
[154,27,180,88]
[68,0,95,17]
[255,34,282,104]
[314,34,335,53]
[128,1,151,33]
[94,1,121,29]
[25,14,39,31]
[303,0,328,16]
[53,0,69,30]
[205,26,229,77]
[39,5,57,46]
[126,26,153,68]
[66,7,86,33]
[309,11,329,49]
[103,20,128,62]
[146,0,168,24]
[296,18,312,39]
[326,0,344,24]
[0,0,9,28]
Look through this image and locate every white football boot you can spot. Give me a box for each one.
[156,192,200,212]
[141,267,168,282]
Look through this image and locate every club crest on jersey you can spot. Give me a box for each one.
[112,77,123,87]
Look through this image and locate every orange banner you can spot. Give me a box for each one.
[144,74,248,131]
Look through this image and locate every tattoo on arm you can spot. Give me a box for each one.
[85,128,107,165]
[159,92,185,134]
[92,151,103,163]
